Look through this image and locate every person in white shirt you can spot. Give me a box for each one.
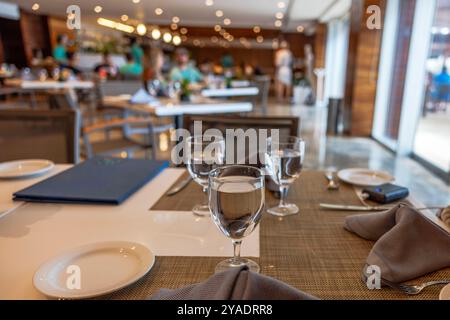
[275,40,293,103]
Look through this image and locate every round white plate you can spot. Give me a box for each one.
[33,241,155,299]
[439,284,450,300]
[0,159,54,179]
[337,168,395,187]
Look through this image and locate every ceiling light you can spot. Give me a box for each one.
[275,12,284,19]
[151,28,161,40]
[256,36,264,43]
[441,27,450,35]
[211,36,218,42]
[193,39,201,46]
[277,2,286,9]
[253,26,261,33]
[155,8,163,15]
[173,35,182,46]
[97,18,135,33]
[171,23,178,30]
[180,27,188,34]
[275,20,282,27]
[181,35,188,41]
[132,0,140,3]
[172,16,180,23]
[94,5,102,13]
[136,23,147,35]
[121,15,129,22]
[214,24,221,32]
[163,32,172,43]
[31,3,39,11]
[216,10,223,17]
[205,0,214,6]
[297,25,304,33]
[223,18,231,25]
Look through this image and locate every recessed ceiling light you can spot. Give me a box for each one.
[94,6,102,13]
[173,35,182,46]
[205,0,214,6]
[277,2,286,9]
[136,23,147,35]
[163,32,172,43]
[172,16,180,23]
[214,24,221,32]
[155,8,163,15]
[181,35,188,41]
[180,27,188,34]
[275,12,284,19]
[253,26,261,33]
[211,36,218,42]
[297,25,304,33]
[256,36,264,43]
[275,20,282,27]
[31,3,40,11]
[171,23,178,30]
[132,0,140,3]
[227,35,234,42]
[151,29,161,40]
[223,18,231,25]
[121,15,129,22]
[216,10,223,17]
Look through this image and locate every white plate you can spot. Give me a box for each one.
[33,241,155,299]
[0,159,54,179]
[337,168,395,187]
[439,284,450,300]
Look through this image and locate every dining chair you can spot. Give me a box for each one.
[0,109,80,163]
[182,114,299,165]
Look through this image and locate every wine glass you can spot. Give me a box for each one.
[209,165,265,273]
[264,136,305,217]
[186,135,225,217]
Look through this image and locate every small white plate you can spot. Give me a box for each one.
[33,241,155,299]
[337,168,395,187]
[439,284,450,300]
[0,159,54,179]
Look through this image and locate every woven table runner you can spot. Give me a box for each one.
[105,171,450,300]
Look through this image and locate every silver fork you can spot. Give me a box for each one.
[382,278,450,295]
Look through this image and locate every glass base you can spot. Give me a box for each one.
[267,203,299,217]
[214,257,260,274]
[192,204,211,217]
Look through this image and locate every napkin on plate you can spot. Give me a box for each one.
[344,204,450,283]
[130,88,158,104]
[439,206,450,228]
[149,266,318,300]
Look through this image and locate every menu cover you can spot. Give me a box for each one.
[13,157,169,205]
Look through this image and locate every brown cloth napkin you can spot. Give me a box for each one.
[149,266,318,300]
[344,204,450,283]
[439,206,450,228]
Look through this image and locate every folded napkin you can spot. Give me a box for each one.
[130,88,158,104]
[150,266,318,300]
[345,204,450,283]
[439,206,450,228]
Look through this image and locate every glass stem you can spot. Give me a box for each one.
[279,185,289,207]
[232,240,242,264]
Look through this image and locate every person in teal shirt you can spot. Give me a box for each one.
[53,35,68,64]
[169,48,203,83]
[130,38,144,66]
[119,53,143,77]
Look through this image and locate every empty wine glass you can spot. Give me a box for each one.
[209,165,265,273]
[264,136,305,216]
[186,135,225,217]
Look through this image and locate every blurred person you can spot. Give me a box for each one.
[130,37,144,66]
[94,52,118,79]
[275,40,293,102]
[431,64,450,111]
[221,51,234,69]
[53,34,68,64]
[142,44,165,94]
[61,51,82,79]
[119,52,143,77]
[169,48,203,84]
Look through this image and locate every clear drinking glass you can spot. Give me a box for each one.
[265,136,305,216]
[186,135,225,217]
[209,165,265,273]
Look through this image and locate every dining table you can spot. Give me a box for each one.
[102,95,253,129]
[0,165,448,300]
[4,79,95,90]
[201,87,259,98]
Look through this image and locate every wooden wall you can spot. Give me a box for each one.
[314,23,327,68]
[19,10,52,65]
[0,17,27,68]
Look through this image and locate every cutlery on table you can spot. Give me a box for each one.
[325,171,340,190]
[381,278,450,295]
[319,203,445,212]
[166,176,192,196]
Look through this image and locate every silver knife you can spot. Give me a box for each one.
[319,203,394,211]
[166,176,192,196]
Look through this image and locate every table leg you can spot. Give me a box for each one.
[174,115,183,130]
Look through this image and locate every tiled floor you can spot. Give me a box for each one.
[261,103,450,207]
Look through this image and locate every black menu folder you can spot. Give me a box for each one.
[13,157,169,205]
